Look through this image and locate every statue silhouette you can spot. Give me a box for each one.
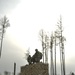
[31,49,42,64]
[27,49,42,65]
[27,55,32,65]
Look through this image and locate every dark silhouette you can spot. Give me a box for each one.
[31,49,42,63]
[27,55,32,65]
[71,72,74,75]
[14,63,16,75]
[27,49,42,65]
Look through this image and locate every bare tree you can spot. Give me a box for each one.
[50,33,54,75]
[54,31,57,75]
[39,29,50,63]
[0,16,10,57]
[44,34,50,63]
[56,16,66,75]
[39,29,45,63]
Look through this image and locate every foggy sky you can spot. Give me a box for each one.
[0,0,20,15]
[0,0,26,74]
[0,0,75,75]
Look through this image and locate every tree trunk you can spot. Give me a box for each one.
[0,27,4,57]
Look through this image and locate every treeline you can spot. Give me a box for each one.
[25,16,66,75]
[39,16,66,75]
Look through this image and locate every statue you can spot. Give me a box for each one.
[31,49,42,64]
[27,55,32,65]
[27,49,42,65]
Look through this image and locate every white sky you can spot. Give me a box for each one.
[0,0,75,74]
[7,0,75,59]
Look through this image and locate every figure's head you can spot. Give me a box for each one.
[35,49,38,52]
[29,55,31,57]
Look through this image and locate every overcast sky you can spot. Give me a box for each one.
[0,0,26,74]
[0,0,75,75]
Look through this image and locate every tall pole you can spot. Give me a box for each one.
[14,62,16,75]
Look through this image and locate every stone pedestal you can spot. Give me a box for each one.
[20,62,49,75]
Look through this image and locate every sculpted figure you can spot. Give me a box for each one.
[31,49,42,63]
[27,55,32,65]
[27,49,42,65]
